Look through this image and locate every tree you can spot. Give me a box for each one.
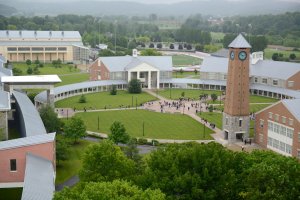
[39,105,62,133]
[78,95,86,103]
[157,43,162,49]
[178,44,183,50]
[26,59,31,66]
[64,117,86,144]
[140,49,162,56]
[186,44,192,50]
[208,105,214,112]
[181,92,185,98]
[289,53,296,60]
[211,93,218,102]
[54,180,166,200]
[149,43,154,48]
[179,68,183,74]
[194,69,198,75]
[169,44,174,49]
[272,53,279,61]
[128,79,142,94]
[12,68,22,76]
[27,67,33,74]
[56,135,70,166]
[109,121,130,144]
[195,44,204,51]
[33,66,40,74]
[34,59,40,65]
[123,138,141,162]
[79,140,135,182]
[110,85,117,95]
[98,49,115,57]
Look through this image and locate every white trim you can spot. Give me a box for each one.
[0,182,23,188]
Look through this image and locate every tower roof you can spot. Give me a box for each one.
[228,34,251,48]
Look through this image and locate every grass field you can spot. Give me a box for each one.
[172,55,202,66]
[0,188,23,200]
[158,89,221,100]
[76,110,214,140]
[55,91,157,110]
[172,71,200,78]
[12,62,80,75]
[55,73,89,87]
[208,95,278,104]
[264,48,300,60]
[214,104,272,113]
[198,112,255,137]
[56,139,95,184]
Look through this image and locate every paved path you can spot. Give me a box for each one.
[55,175,79,191]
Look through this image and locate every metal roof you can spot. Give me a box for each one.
[21,153,55,200]
[251,83,300,99]
[0,133,55,150]
[35,80,127,103]
[0,67,13,77]
[228,34,251,48]
[13,91,47,137]
[160,78,227,86]
[0,41,84,47]
[282,99,300,122]
[0,30,81,39]
[211,48,229,58]
[100,56,172,72]
[2,75,61,84]
[0,90,10,111]
[200,56,300,80]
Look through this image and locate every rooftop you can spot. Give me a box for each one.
[1,75,61,84]
[0,90,11,111]
[21,153,55,200]
[228,34,251,48]
[0,30,81,40]
[13,91,47,137]
[282,99,300,122]
[0,133,55,151]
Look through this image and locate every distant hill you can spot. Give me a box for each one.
[1,0,300,16]
[0,4,18,16]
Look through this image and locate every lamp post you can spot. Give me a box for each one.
[203,123,206,139]
[132,96,133,107]
[136,97,137,110]
[142,121,145,136]
[169,84,172,99]
[97,116,99,130]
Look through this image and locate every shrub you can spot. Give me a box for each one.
[137,138,148,145]
[26,59,31,65]
[79,95,87,103]
[169,44,174,49]
[128,79,142,94]
[110,85,117,95]
[157,43,162,49]
[151,139,159,146]
[27,67,33,74]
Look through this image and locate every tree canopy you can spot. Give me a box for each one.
[64,117,86,143]
[109,121,130,144]
[128,79,142,94]
[39,105,62,133]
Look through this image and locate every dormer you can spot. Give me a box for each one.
[132,49,138,58]
[251,51,264,65]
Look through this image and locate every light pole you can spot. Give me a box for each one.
[169,84,172,99]
[142,121,145,136]
[97,116,99,130]
[132,96,133,107]
[136,97,137,110]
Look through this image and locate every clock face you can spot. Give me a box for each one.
[238,51,247,61]
[230,51,235,60]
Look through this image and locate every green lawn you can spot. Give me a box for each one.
[264,48,300,60]
[0,188,23,200]
[198,112,255,137]
[158,89,221,100]
[55,73,89,87]
[75,110,214,140]
[214,104,271,113]
[207,95,278,104]
[56,139,96,184]
[172,71,200,78]
[55,91,157,110]
[172,55,202,66]
[12,62,80,75]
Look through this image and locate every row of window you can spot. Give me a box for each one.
[7,47,67,51]
[268,121,294,139]
[267,137,292,155]
[269,112,294,126]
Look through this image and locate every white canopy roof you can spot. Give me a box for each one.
[1,75,61,84]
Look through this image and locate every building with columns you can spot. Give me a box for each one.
[0,30,89,64]
[89,49,172,89]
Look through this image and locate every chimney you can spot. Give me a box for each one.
[132,49,138,57]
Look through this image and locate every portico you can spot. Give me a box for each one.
[127,62,160,89]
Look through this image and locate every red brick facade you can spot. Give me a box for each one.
[286,71,300,90]
[0,141,55,183]
[89,59,110,81]
[255,102,300,157]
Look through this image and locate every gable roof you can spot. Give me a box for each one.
[100,56,172,72]
[228,34,251,48]
[21,153,55,200]
[282,99,300,122]
[200,56,300,80]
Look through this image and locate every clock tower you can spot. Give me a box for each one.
[223,34,251,143]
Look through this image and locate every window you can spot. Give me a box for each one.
[269,112,273,119]
[10,159,17,171]
[275,114,279,122]
[280,141,285,151]
[274,124,280,133]
[289,119,294,126]
[288,81,294,88]
[267,137,272,146]
[282,117,286,124]
[273,80,278,86]
[298,132,300,142]
[254,77,258,83]
[268,121,273,131]
[286,144,292,154]
[287,128,293,139]
[280,127,286,136]
[260,119,264,128]
[262,78,267,84]
[223,75,227,80]
[239,119,242,127]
